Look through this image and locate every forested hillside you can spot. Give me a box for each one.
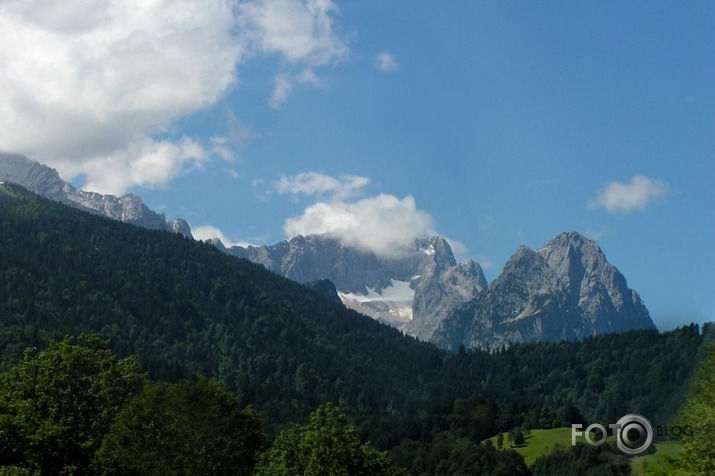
[0,183,708,474]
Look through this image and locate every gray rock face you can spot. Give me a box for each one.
[0,154,192,237]
[228,234,486,339]
[432,232,656,351]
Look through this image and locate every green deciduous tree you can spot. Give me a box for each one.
[674,343,715,474]
[255,403,405,476]
[0,335,144,475]
[95,379,263,475]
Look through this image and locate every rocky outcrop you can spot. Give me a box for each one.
[432,232,656,351]
[0,154,192,237]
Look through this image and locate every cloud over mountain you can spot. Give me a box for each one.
[275,172,435,258]
[0,0,347,194]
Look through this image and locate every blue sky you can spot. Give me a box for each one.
[1,1,712,329]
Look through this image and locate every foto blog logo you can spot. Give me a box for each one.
[571,414,653,455]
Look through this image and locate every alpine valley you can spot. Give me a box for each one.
[0,168,709,475]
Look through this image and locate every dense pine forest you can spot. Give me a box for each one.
[0,183,710,474]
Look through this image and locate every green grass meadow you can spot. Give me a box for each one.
[486,427,693,474]
[486,427,575,466]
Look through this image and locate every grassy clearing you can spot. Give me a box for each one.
[631,442,694,475]
[486,427,574,466]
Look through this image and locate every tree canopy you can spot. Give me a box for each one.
[255,403,405,476]
[0,335,144,475]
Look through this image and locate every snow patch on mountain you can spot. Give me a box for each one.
[229,234,487,339]
[339,279,416,324]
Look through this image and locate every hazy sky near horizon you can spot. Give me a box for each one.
[1,1,713,329]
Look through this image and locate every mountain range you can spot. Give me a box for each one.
[0,179,699,432]
[227,235,487,341]
[0,153,191,237]
[0,155,657,349]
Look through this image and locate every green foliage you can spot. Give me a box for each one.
[486,427,577,467]
[0,335,144,475]
[668,343,715,474]
[0,468,37,476]
[95,379,263,475]
[454,325,704,425]
[390,431,529,476]
[255,403,405,476]
[532,443,631,476]
[510,428,526,446]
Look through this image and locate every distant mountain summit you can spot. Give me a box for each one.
[432,232,656,351]
[228,234,487,340]
[0,154,191,236]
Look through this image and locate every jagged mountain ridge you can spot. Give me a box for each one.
[228,234,487,340]
[432,232,656,351]
[0,154,191,237]
[0,156,656,350]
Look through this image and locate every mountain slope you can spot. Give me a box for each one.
[228,235,486,340]
[0,183,703,433]
[0,153,191,236]
[0,182,454,424]
[0,155,485,341]
[433,232,656,351]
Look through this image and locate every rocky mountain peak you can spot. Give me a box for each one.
[432,231,656,351]
[228,232,486,340]
[420,236,457,268]
[0,154,65,195]
[456,260,488,289]
[0,154,192,238]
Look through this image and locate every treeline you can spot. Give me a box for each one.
[452,325,705,425]
[0,335,406,475]
[0,335,640,475]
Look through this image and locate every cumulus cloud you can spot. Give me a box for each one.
[272,172,369,199]
[237,0,348,108]
[191,225,253,249]
[284,193,436,258]
[0,0,348,194]
[374,51,399,72]
[237,0,348,64]
[588,175,668,213]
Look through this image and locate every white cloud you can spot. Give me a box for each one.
[284,193,436,258]
[0,0,347,194]
[0,0,240,194]
[237,0,348,65]
[589,175,668,213]
[191,225,253,249]
[239,0,348,109]
[79,137,209,194]
[269,73,295,109]
[374,51,398,72]
[269,67,326,108]
[272,172,369,199]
